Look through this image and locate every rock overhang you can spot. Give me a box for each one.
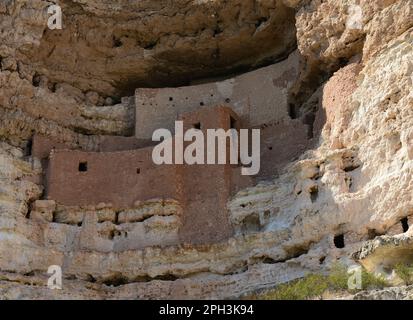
[10,0,297,96]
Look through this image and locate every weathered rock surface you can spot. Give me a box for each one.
[0,0,412,299]
[2,0,297,96]
[352,285,413,300]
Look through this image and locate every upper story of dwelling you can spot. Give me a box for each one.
[134,51,300,139]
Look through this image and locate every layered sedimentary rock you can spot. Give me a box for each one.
[0,0,412,299]
[2,0,297,96]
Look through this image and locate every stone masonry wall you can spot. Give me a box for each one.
[46,148,182,208]
[135,51,300,139]
[32,134,155,160]
[178,106,241,244]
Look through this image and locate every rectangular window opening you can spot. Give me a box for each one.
[230,116,237,129]
[78,161,88,172]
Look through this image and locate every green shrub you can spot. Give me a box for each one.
[360,268,388,290]
[262,274,328,300]
[395,263,413,285]
[327,263,349,291]
[257,263,389,300]
[327,262,388,291]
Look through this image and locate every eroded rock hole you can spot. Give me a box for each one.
[112,37,123,48]
[344,164,361,172]
[32,73,41,87]
[154,274,178,281]
[143,41,157,50]
[285,246,309,260]
[334,234,345,249]
[49,82,57,93]
[319,256,326,265]
[114,211,120,225]
[261,256,277,264]
[310,186,318,203]
[367,229,382,240]
[251,255,277,264]
[25,138,33,157]
[401,217,409,233]
[255,17,269,29]
[109,229,121,240]
[288,103,297,119]
[213,26,223,37]
[241,214,261,233]
[102,274,129,287]
[303,112,315,139]
[85,274,96,283]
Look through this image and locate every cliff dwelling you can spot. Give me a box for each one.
[30,57,314,246]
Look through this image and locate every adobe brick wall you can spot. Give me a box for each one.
[98,136,155,152]
[32,135,77,160]
[177,106,240,244]
[46,147,182,208]
[31,135,77,187]
[179,164,233,244]
[32,134,155,159]
[258,119,310,179]
[135,51,300,139]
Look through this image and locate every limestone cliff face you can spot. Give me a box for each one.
[0,0,412,299]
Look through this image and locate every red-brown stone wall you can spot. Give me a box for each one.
[46,148,182,208]
[32,134,155,159]
[177,106,238,244]
[258,119,310,179]
[32,135,76,160]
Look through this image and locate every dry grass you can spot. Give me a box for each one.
[250,264,389,300]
